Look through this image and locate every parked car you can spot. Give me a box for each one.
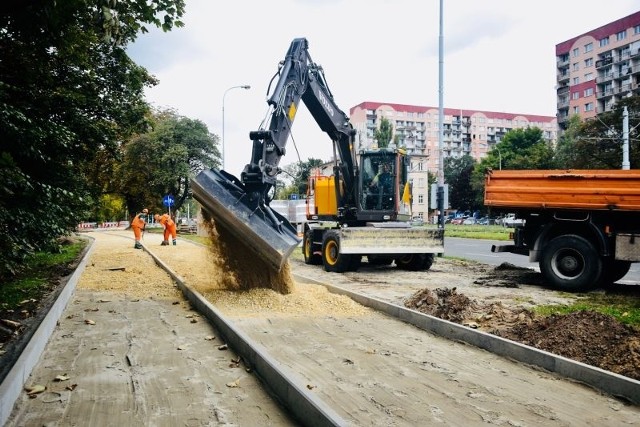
[450,217,466,225]
[462,217,477,225]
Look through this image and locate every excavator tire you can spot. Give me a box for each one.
[303,230,322,265]
[322,230,351,273]
[395,253,428,271]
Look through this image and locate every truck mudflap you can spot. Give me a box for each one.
[338,225,444,254]
[191,169,301,271]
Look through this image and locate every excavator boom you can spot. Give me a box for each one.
[191,37,355,271]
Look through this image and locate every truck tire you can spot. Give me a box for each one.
[539,235,602,292]
[395,254,428,271]
[599,259,631,286]
[322,231,351,273]
[303,230,322,265]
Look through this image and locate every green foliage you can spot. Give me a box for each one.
[374,117,394,148]
[535,292,640,328]
[0,238,87,310]
[277,158,324,199]
[444,224,512,240]
[0,1,185,279]
[118,109,218,216]
[559,96,640,169]
[444,155,477,211]
[471,127,556,210]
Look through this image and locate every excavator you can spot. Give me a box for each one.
[191,38,444,273]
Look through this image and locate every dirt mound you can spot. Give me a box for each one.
[498,311,640,380]
[405,284,640,381]
[404,286,536,330]
[473,262,546,288]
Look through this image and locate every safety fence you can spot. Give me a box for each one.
[77,221,130,230]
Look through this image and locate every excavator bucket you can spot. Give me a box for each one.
[191,169,301,271]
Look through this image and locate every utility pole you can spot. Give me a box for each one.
[437,0,445,229]
[622,106,630,170]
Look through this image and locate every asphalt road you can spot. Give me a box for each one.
[444,236,640,285]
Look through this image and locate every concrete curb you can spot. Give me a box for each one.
[145,248,347,427]
[293,272,640,405]
[0,237,96,426]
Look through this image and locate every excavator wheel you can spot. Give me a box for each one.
[348,255,362,272]
[395,253,428,271]
[303,230,322,265]
[322,230,351,273]
[423,253,435,271]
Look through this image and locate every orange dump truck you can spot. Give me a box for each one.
[484,169,640,291]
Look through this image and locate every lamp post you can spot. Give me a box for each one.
[480,143,502,170]
[494,146,502,170]
[222,85,251,170]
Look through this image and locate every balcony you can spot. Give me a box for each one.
[596,57,613,68]
[596,87,614,99]
[557,72,570,84]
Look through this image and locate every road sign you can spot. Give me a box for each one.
[163,195,175,207]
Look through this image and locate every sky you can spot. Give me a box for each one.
[127,0,639,176]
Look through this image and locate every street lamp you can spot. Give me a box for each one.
[222,85,251,170]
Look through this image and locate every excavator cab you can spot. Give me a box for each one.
[357,149,411,221]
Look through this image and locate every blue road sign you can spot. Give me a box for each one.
[163,194,175,207]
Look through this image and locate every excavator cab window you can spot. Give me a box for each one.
[360,153,396,211]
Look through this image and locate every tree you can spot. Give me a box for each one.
[566,96,640,169]
[118,109,218,216]
[0,1,185,278]
[471,127,555,210]
[444,155,478,212]
[374,117,394,148]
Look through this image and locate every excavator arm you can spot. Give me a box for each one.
[191,38,357,271]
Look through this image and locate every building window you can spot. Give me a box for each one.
[584,72,593,81]
[573,106,580,114]
[572,62,579,71]
[573,77,580,85]
[584,88,593,97]
[573,47,579,57]
[600,37,609,47]
[584,42,593,53]
[584,103,594,112]
[584,58,593,67]
[572,92,580,100]
[417,194,424,204]
[616,30,627,41]
[635,25,640,35]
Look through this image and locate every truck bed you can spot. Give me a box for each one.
[484,169,640,211]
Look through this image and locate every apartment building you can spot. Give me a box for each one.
[556,11,640,130]
[349,102,557,220]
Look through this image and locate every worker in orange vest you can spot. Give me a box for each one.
[154,213,177,246]
[131,208,148,249]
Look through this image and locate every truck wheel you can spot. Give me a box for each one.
[539,235,602,292]
[303,230,322,265]
[599,259,631,286]
[322,231,351,273]
[395,254,427,271]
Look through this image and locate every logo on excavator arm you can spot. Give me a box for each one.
[317,90,334,117]
[287,102,297,121]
